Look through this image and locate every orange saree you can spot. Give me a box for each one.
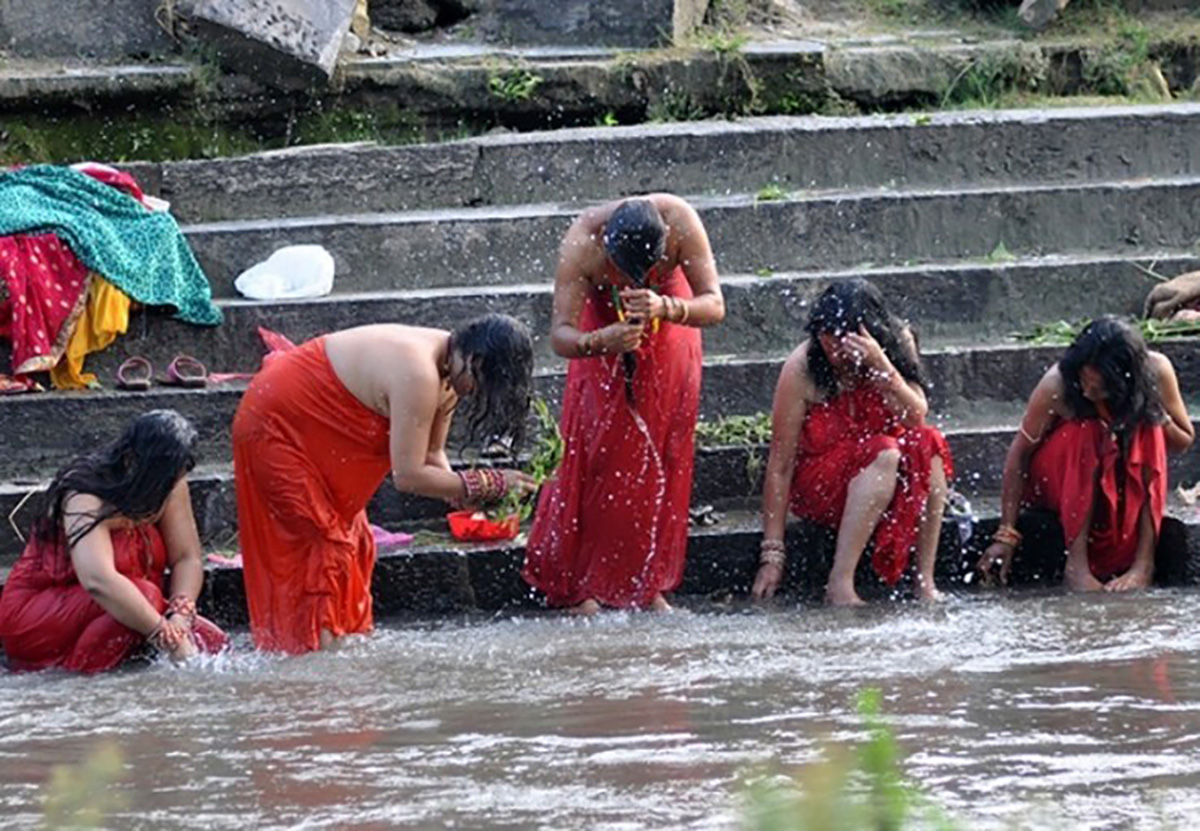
[232,337,392,653]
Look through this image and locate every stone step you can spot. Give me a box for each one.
[4,410,1200,566]
[5,337,1200,484]
[34,251,1194,383]
[13,502,1193,630]
[183,176,1200,296]
[142,105,1200,223]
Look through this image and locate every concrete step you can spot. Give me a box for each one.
[140,105,1200,223]
[182,177,1200,296]
[29,251,1194,383]
[5,337,1200,484]
[4,408,1199,566]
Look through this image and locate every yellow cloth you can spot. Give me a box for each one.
[49,276,131,390]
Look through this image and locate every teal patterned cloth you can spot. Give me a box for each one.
[0,165,222,325]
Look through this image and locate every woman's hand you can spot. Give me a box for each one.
[500,469,539,497]
[751,562,783,600]
[843,326,892,379]
[977,541,1015,586]
[1145,270,1200,319]
[619,288,666,322]
[594,321,645,354]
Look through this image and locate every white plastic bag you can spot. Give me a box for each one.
[234,245,335,301]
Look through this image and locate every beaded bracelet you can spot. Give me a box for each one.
[992,523,1023,548]
[760,539,786,568]
[166,594,196,621]
[458,468,508,506]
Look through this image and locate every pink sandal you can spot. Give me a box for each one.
[159,355,208,388]
[115,357,153,391]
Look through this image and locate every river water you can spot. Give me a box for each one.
[2,591,1198,830]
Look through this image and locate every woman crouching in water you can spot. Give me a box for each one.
[0,410,227,672]
[753,279,953,605]
[978,317,1193,591]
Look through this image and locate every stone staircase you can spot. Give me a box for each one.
[3,104,1200,621]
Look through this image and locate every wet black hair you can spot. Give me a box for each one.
[449,313,534,450]
[804,278,926,396]
[1058,316,1164,436]
[33,409,198,553]
[603,198,666,287]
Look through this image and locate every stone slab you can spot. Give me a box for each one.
[180,0,357,88]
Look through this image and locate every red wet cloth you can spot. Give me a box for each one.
[0,233,90,379]
[523,266,702,608]
[789,384,953,584]
[0,525,226,673]
[233,337,392,653]
[1024,419,1166,579]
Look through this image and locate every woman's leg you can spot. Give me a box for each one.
[827,448,901,606]
[1063,495,1104,592]
[915,456,948,601]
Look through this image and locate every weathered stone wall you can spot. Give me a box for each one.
[471,0,709,47]
[0,0,175,58]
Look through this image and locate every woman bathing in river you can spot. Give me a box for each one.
[753,279,952,606]
[978,318,1193,591]
[0,411,227,673]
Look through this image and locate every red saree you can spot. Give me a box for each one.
[1024,419,1166,579]
[789,384,953,584]
[523,266,702,608]
[233,337,393,653]
[0,526,226,673]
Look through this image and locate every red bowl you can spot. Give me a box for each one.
[446,510,519,541]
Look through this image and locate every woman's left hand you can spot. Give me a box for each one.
[619,288,666,322]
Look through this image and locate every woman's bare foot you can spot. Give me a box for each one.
[1064,559,1104,592]
[1105,566,1152,592]
[917,575,945,602]
[569,598,602,616]
[825,582,866,607]
[649,593,673,613]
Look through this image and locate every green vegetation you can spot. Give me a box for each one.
[42,743,127,830]
[741,689,958,831]
[488,398,564,523]
[755,183,788,203]
[487,67,544,103]
[1015,316,1200,346]
[695,412,773,447]
[985,240,1017,263]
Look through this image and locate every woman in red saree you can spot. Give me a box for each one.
[753,279,952,606]
[0,411,227,673]
[522,196,725,614]
[978,317,1193,591]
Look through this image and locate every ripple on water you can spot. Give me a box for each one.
[3,590,1200,829]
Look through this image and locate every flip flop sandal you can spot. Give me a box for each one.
[116,357,153,391]
[159,355,208,388]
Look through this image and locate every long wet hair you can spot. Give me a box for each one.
[33,409,198,553]
[450,313,534,450]
[805,278,926,396]
[1058,316,1163,436]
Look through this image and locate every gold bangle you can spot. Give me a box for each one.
[579,332,592,356]
[679,299,689,325]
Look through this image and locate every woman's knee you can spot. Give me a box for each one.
[853,447,901,496]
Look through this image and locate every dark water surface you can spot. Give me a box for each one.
[2,591,1198,829]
